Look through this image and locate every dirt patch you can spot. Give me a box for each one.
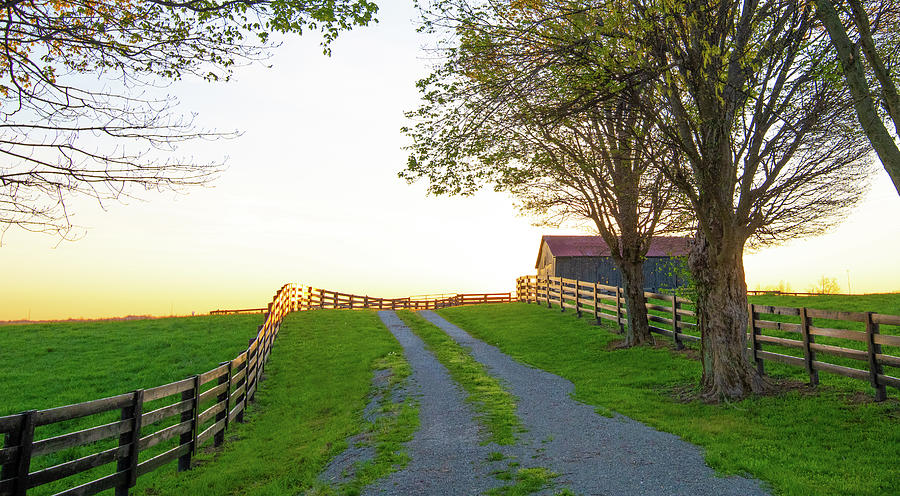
[843,391,900,407]
[765,377,817,396]
[666,382,701,403]
[662,377,814,404]
[605,338,659,351]
[651,340,701,360]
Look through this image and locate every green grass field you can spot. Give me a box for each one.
[0,315,264,417]
[747,292,900,315]
[0,311,414,496]
[1,314,265,494]
[437,302,899,496]
[4,294,897,495]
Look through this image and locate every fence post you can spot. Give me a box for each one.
[116,389,144,496]
[246,342,257,404]
[559,280,565,312]
[615,286,623,334]
[546,279,551,308]
[748,303,764,375]
[799,307,819,386]
[575,280,582,318]
[178,375,199,472]
[5,410,35,496]
[236,357,247,424]
[672,295,683,350]
[216,361,232,447]
[593,283,601,324]
[865,312,887,401]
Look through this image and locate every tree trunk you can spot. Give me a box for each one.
[618,259,652,346]
[689,233,767,402]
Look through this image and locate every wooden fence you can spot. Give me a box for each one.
[0,284,512,496]
[516,275,900,400]
[208,307,268,315]
[213,289,513,314]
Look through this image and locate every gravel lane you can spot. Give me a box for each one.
[362,311,502,496]
[418,310,771,496]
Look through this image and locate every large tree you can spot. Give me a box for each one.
[1,0,377,238]
[408,0,872,401]
[604,0,871,400]
[814,0,900,195]
[403,4,689,347]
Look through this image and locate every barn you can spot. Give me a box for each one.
[535,235,691,292]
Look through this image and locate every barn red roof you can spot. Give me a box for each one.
[535,235,690,268]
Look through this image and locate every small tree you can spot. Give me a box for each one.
[808,276,842,294]
[765,281,794,294]
[1,0,378,239]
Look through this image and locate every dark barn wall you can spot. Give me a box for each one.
[552,256,685,292]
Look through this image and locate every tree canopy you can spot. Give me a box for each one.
[1,0,378,238]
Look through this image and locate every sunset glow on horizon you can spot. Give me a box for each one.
[1,4,898,322]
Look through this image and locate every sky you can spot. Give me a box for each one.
[1,4,898,321]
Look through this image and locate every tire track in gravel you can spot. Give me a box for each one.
[418,310,771,496]
[362,311,502,496]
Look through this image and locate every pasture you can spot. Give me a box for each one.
[2,292,898,495]
[0,315,264,417]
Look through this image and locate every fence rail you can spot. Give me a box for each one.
[1,285,512,496]
[517,275,900,400]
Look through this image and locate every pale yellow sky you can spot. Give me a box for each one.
[1,4,898,321]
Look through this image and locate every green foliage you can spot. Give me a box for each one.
[438,303,900,496]
[4,0,379,86]
[659,254,696,301]
[395,310,522,445]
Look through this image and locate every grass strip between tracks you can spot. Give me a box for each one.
[396,310,521,445]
